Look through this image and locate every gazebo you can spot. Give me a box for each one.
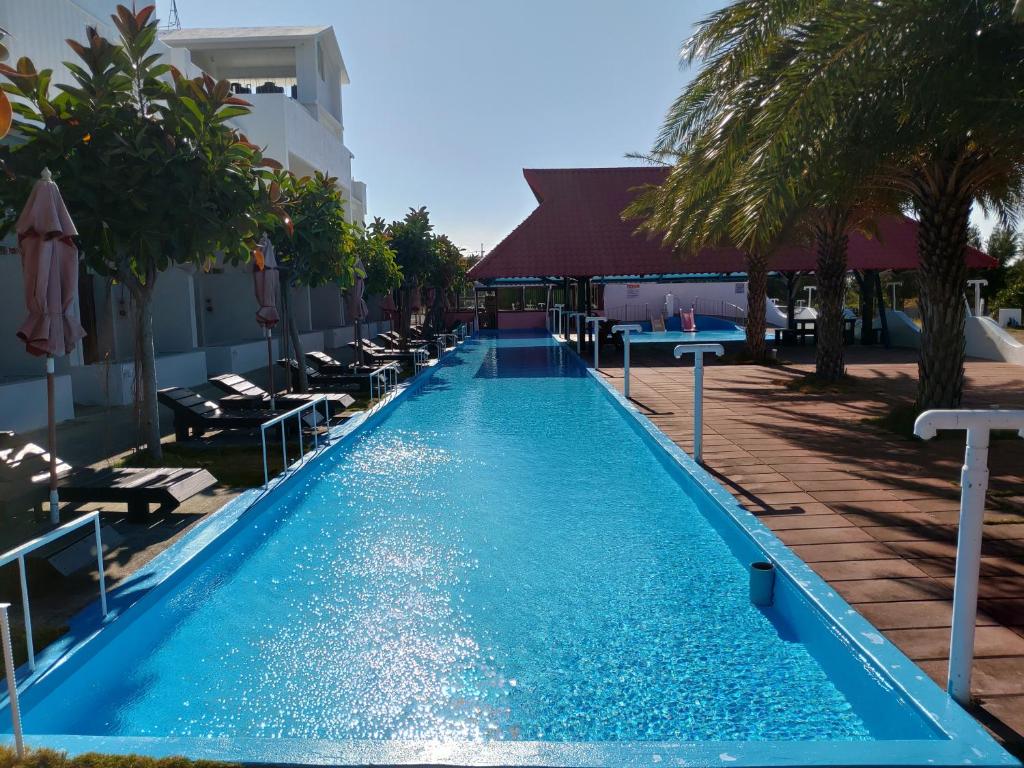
[468,167,995,345]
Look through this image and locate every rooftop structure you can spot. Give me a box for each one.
[468,167,995,283]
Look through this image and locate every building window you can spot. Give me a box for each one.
[317,40,325,81]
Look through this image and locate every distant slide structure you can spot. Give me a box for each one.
[882,309,1024,365]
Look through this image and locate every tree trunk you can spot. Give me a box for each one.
[859,270,876,345]
[130,281,162,461]
[914,164,973,410]
[745,251,768,363]
[282,283,308,392]
[398,286,413,346]
[814,215,849,382]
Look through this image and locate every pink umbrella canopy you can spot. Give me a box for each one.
[348,259,368,322]
[253,234,280,329]
[16,169,86,357]
[380,292,397,315]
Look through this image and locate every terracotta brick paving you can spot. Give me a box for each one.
[597,348,1024,753]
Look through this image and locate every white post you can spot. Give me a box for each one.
[804,285,816,309]
[890,281,902,309]
[586,316,603,369]
[612,324,642,399]
[914,409,1024,705]
[0,604,24,758]
[93,515,108,618]
[673,344,725,463]
[572,312,585,353]
[967,279,988,317]
[553,304,564,339]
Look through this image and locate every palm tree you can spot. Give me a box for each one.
[699,0,1024,406]
[632,1,905,380]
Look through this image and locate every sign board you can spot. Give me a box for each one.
[626,283,640,299]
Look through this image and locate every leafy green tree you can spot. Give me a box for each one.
[358,217,402,297]
[973,226,1019,305]
[264,170,358,391]
[386,207,435,344]
[0,6,273,459]
[424,234,468,333]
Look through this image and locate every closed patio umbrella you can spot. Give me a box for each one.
[16,168,86,524]
[348,259,368,365]
[254,233,280,408]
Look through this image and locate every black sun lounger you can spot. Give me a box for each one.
[209,373,355,415]
[278,358,384,394]
[0,434,216,519]
[158,387,277,441]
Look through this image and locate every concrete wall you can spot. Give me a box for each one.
[0,375,75,432]
[195,268,264,346]
[497,311,547,330]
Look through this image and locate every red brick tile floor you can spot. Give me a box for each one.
[595,343,1024,754]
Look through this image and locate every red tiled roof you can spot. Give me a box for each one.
[468,167,995,281]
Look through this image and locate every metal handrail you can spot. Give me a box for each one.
[0,511,108,671]
[260,395,330,488]
[1,603,23,757]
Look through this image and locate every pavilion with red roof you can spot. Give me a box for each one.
[467,167,994,344]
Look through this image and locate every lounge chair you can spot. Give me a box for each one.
[209,373,355,416]
[279,358,385,394]
[346,339,428,366]
[158,387,277,441]
[0,433,216,519]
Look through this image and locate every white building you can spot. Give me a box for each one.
[0,0,378,429]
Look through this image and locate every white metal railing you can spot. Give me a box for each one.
[1,603,23,757]
[914,409,1024,705]
[672,343,726,463]
[612,324,643,398]
[0,511,108,671]
[371,362,400,400]
[692,297,747,321]
[260,395,330,488]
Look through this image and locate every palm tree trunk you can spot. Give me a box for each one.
[745,251,768,363]
[913,159,973,409]
[814,215,849,381]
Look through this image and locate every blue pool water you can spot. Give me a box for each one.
[629,329,752,344]
[8,334,1000,760]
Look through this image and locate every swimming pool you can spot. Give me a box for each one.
[1,333,1015,766]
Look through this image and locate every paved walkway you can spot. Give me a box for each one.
[597,348,1024,753]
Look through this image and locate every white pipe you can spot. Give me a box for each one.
[586,316,603,369]
[673,344,725,463]
[914,409,1024,705]
[612,324,642,399]
[0,604,23,758]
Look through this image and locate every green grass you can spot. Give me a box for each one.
[0,747,237,768]
[121,441,303,488]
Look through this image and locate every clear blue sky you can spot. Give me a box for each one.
[154,0,718,255]
[156,0,997,253]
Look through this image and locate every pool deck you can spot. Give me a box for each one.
[596,345,1024,756]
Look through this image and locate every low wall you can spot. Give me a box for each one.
[70,351,209,406]
[0,374,75,432]
[497,310,547,330]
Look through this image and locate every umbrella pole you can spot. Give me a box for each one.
[266,327,275,410]
[46,355,58,524]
